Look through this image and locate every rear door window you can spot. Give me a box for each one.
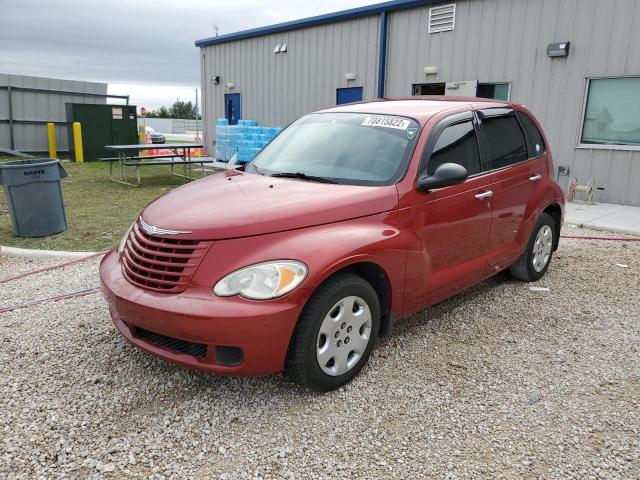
[516,111,546,157]
[427,120,481,176]
[480,114,529,169]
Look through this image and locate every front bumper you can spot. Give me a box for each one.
[99,250,305,375]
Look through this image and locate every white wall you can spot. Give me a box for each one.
[137,118,202,134]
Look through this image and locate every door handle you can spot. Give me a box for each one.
[529,174,543,181]
[474,190,493,200]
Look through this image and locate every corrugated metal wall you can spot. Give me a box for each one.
[0,74,108,154]
[201,15,381,149]
[200,0,640,205]
[386,0,640,205]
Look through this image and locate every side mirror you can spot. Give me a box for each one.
[416,163,468,192]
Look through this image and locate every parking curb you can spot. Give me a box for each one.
[0,245,103,260]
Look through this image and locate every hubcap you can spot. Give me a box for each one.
[532,225,553,272]
[316,296,372,376]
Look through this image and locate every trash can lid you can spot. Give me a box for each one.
[0,158,62,169]
[0,158,67,186]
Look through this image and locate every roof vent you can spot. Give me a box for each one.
[428,4,456,33]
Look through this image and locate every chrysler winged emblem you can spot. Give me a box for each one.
[139,217,191,236]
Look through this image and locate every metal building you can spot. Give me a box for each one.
[0,74,128,155]
[196,0,640,206]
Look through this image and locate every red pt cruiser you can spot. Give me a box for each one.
[100,98,565,391]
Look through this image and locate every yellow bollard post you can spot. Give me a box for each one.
[47,122,57,159]
[72,122,84,163]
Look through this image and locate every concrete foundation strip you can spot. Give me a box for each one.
[0,245,105,260]
[560,235,640,241]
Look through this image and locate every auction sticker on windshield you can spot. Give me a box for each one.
[361,116,411,130]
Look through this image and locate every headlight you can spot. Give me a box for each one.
[117,222,135,253]
[213,260,308,300]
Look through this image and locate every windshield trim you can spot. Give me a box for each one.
[246,111,423,187]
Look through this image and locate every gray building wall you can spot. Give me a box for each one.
[385,0,640,205]
[200,0,640,205]
[201,15,381,142]
[0,74,108,154]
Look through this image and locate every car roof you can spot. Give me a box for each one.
[319,97,511,124]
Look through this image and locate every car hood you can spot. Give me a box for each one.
[140,170,399,240]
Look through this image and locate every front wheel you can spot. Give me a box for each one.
[510,212,556,282]
[285,273,380,392]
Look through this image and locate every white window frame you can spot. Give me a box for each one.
[576,75,640,152]
[428,4,456,34]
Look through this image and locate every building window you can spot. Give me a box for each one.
[412,83,445,96]
[580,77,640,148]
[477,83,510,101]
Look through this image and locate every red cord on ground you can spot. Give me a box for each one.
[0,288,101,314]
[0,251,108,284]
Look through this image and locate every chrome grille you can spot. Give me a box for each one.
[121,221,210,293]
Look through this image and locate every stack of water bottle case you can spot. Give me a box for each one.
[215,118,283,165]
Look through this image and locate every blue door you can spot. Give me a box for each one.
[336,87,363,105]
[224,93,241,125]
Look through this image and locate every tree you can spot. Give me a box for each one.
[146,106,170,118]
[145,101,200,119]
[168,100,198,120]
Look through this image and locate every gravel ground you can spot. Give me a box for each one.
[1,227,638,479]
[0,257,61,281]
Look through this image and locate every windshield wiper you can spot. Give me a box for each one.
[270,171,338,184]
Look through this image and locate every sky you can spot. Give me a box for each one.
[0,0,376,110]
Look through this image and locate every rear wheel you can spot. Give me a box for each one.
[510,212,556,282]
[285,273,380,392]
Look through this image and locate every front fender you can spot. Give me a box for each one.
[191,211,408,319]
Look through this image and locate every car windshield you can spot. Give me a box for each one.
[246,112,420,186]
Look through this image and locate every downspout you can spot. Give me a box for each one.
[377,11,388,99]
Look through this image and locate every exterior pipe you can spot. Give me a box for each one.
[377,11,388,99]
[7,85,14,149]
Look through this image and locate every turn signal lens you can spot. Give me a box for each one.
[213,261,308,300]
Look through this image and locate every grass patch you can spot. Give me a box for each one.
[0,161,215,252]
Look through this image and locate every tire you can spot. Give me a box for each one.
[285,273,380,392]
[509,212,556,282]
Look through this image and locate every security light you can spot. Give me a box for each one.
[547,42,570,57]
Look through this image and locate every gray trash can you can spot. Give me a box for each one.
[0,159,68,237]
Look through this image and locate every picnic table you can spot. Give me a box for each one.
[103,143,213,187]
